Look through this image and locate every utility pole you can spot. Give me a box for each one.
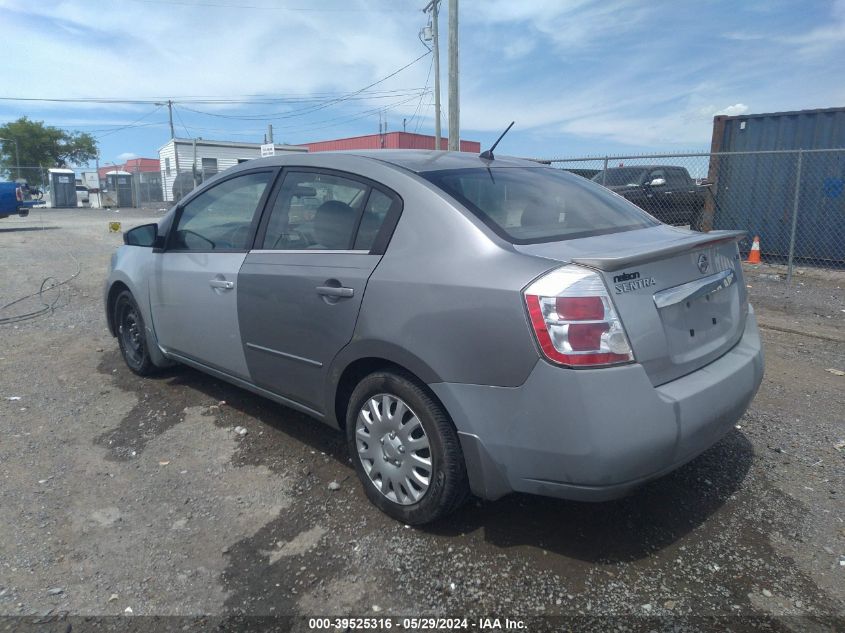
[167,100,175,139]
[267,124,274,144]
[157,100,180,199]
[192,138,198,188]
[422,0,442,149]
[447,0,459,151]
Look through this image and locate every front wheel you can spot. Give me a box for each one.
[113,290,158,376]
[346,371,469,525]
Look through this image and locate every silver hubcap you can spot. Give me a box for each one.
[355,394,432,505]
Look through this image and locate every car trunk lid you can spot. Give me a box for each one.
[515,226,749,385]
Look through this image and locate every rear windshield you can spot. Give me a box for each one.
[423,167,658,244]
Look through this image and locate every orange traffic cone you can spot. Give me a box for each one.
[747,235,761,264]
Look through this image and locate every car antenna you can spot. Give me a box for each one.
[479,121,515,161]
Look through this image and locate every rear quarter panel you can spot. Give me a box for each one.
[331,163,555,394]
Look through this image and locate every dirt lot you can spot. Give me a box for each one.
[1,208,843,632]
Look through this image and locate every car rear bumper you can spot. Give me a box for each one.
[430,307,764,501]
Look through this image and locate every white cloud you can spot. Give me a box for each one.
[0,0,842,157]
[0,0,429,102]
[724,0,845,58]
[501,37,535,60]
[721,31,767,41]
[715,103,749,116]
[464,0,654,51]
[117,152,138,161]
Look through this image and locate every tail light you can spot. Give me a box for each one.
[524,265,633,368]
[15,186,23,202]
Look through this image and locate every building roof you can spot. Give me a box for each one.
[159,137,307,152]
[98,158,160,179]
[303,131,480,153]
[122,158,160,172]
[717,106,845,121]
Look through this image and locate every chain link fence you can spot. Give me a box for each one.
[7,150,845,280]
[5,164,165,209]
[542,149,845,283]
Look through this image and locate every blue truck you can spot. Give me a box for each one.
[0,181,40,219]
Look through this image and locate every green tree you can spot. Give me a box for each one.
[0,117,98,186]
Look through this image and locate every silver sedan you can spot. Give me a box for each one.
[105,150,764,524]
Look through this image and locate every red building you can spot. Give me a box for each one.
[98,157,160,181]
[303,132,480,153]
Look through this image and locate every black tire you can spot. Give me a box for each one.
[113,290,158,376]
[345,371,469,525]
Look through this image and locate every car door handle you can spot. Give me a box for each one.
[316,285,354,298]
[209,279,234,290]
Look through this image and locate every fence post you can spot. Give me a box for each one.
[601,156,608,185]
[786,149,803,287]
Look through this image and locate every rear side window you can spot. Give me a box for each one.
[173,171,271,251]
[354,189,393,250]
[667,168,690,188]
[261,171,392,251]
[424,167,658,244]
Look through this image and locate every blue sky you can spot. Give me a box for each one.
[1,0,844,167]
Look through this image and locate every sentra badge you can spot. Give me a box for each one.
[613,270,656,294]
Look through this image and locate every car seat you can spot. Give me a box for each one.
[310,200,355,250]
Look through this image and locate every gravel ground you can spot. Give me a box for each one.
[0,208,843,632]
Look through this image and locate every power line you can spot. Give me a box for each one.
[0,50,431,122]
[410,55,434,133]
[291,94,425,138]
[0,88,432,105]
[172,104,193,137]
[91,105,165,138]
[178,90,428,121]
[178,51,431,122]
[124,0,415,12]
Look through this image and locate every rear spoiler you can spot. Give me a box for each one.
[571,230,747,272]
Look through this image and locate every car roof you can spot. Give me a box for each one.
[245,150,544,174]
[346,150,543,173]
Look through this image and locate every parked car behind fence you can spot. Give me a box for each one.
[590,165,707,229]
[555,149,845,274]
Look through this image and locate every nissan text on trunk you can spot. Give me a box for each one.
[105,150,764,524]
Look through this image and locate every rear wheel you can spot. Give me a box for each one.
[113,290,157,376]
[346,371,469,525]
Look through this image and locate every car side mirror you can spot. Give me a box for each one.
[647,177,666,187]
[124,223,163,247]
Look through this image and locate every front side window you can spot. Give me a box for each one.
[425,167,658,244]
[262,171,370,250]
[172,171,271,251]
